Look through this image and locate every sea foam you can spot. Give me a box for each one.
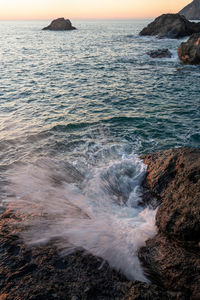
[6,150,157,283]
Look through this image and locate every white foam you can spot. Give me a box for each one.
[6,150,157,283]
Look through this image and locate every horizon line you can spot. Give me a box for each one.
[0,16,158,21]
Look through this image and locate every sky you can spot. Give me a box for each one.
[0,0,192,20]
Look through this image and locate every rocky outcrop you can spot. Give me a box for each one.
[140,13,200,38]
[43,18,76,31]
[178,33,200,64]
[0,147,199,299]
[0,209,183,300]
[147,48,172,58]
[179,0,200,20]
[140,147,200,299]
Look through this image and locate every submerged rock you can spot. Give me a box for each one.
[179,0,200,20]
[42,18,76,31]
[147,48,172,58]
[178,33,200,64]
[140,13,200,38]
[140,147,200,299]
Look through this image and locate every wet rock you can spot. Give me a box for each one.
[178,33,200,64]
[147,48,172,58]
[43,18,76,31]
[139,235,200,300]
[179,0,200,20]
[141,147,200,241]
[140,13,200,39]
[0,208,183,300]
[140,147,200,299]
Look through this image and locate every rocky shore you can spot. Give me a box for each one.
[0,147,199,299]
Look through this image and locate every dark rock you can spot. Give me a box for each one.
[178,33,200,64]
[140,147,200,299]
[147,48,172,58]
[43,18,76,31]
[141,147,200,241]
[179,0,200,20]
[0,208,184,300]
[1,147,199,299]
[140,13,200,39]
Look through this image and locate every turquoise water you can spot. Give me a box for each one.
[0,20,200,280]
[1,20,200,167]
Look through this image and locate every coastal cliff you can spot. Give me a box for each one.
[179,0,200,20]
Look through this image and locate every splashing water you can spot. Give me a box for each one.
[6,148,157,283]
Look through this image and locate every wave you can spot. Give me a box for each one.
[5,145,157,283]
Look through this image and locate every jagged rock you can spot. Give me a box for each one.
[179,0,200,20]
[0,147,199,299]
[178,33,200,64]
[140,13,200,38]
[147,48,172,58]
[140,147,200,299]
[43,18,76,31]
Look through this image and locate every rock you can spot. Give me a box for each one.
[0,147,199,299]
[140,147,200,299]
[43,18,76,31]
[179,0,200,20]
[140,13,200,39]
[141,147,200,241]
[178,33,200,64]
[0,208,184,299]
[147,48,172,58]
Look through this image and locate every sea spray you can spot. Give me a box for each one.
[6,150,157,283]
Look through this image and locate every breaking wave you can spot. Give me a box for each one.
[6,146,157,283]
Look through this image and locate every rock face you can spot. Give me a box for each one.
[140,147,200,299]
[0,209,184,299]
[179,0,200,20]
[43,18,76,31]
[0,147,199,299]
[140,13,200,38]
[147,48,172,58]
[178,33,200,64]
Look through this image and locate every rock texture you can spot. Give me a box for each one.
[43,18,76,31]
[0,210,183,300]
[147,48,172,58]
[140,147,200,300]
[140,13,200,38]
[178,33,200,64]
[179,0,200,20]
[0,147,199,299]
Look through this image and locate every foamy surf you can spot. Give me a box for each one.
[6,147,157,283]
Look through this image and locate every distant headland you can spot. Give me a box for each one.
[179,0,200,20]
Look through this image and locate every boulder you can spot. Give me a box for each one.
[179,0,200,20]
[140,13,200,38]
[147,48,172,58]
[140,147,200,299]
[43,18,76,31]
[178,33,200,64]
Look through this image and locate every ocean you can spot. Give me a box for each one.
[0,19,200,282]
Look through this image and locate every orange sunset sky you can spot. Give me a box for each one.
[0,0,192,20]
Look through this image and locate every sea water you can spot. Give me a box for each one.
[0,19,200,282]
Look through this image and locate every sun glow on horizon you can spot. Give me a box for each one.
[0,0,192,20]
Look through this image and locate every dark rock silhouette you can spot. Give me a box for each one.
[43,18,76,31]
[178,33,200,64]
[140,13,200,38]
[179,0,200,20]
[140,147,200,299]
[147,48,172,58]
